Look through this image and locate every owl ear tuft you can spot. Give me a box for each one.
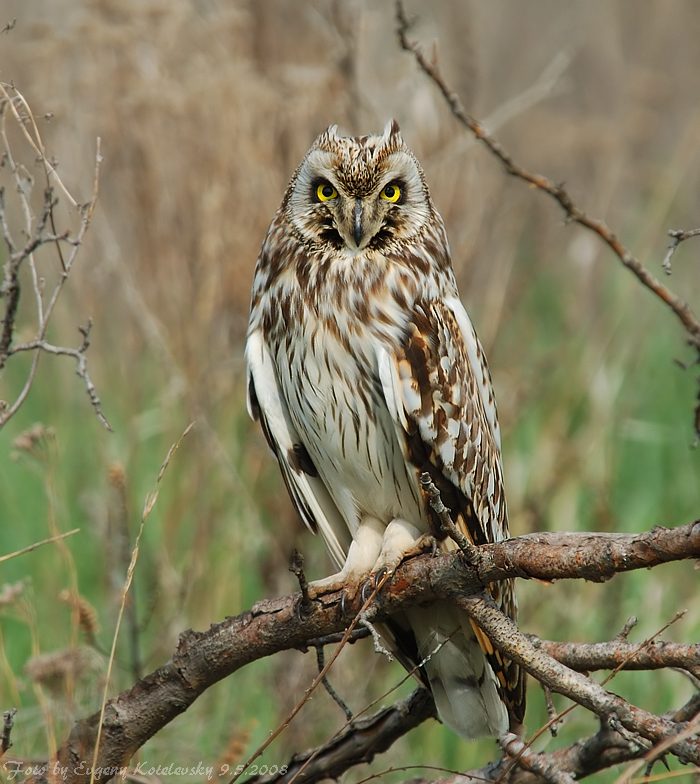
[314,124,340,149]
[384,118,401,139]
[382,119,403,149]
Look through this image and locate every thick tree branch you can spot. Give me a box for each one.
[49,522,699,783]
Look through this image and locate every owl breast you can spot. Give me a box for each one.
[258,243,442,537]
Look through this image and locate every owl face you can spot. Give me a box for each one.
[286,120,433,253]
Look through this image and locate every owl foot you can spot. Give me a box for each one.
[308,515,385,599]
[371,518,424,576]
[406,533,440,559]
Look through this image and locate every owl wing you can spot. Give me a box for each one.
[376,296,525,723]
[246,330,349,569]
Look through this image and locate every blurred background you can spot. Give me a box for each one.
[1,1,699,780]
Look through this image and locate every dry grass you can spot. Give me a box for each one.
[1,0,699,779]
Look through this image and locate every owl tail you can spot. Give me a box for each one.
[405,602,508,739]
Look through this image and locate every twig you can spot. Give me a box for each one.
[615,616,639,641]
[359,610,393,660]
[502,612,690,783]
[8,323,112,430]
[289,549,313,615]
[303,628,370,648]
[670,691,700,724]
[0,81,105,430]
[419,472,481,565]
[395,1,700,346]
[1,708,17,758]
[282,633,454,784]
[314,644,353,721]
[242,688,436,784]
[662,227,700,275]
[542,685,563,737]
[612,713,700,784]
[504,723,660,784]
[531,635,700,679]
[230,574,390,783]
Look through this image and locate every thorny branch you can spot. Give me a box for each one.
[396,0,700,441]
[20,521,698,784]
[0,82,108,430]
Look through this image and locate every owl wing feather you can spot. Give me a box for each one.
[246,330,349,569]
[376,297,525,723]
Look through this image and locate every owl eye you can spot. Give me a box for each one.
[316,183,338,202]
[380,183,402,203]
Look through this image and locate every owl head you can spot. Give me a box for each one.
[284,120,434,253]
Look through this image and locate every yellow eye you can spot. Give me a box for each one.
[316,183,338,202]
[380,183,401,202]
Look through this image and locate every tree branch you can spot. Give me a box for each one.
[242,687,436,784]
[532,638,700,679]
[47,521,699,783]
[460,592,700,763]
[395,0,700,441]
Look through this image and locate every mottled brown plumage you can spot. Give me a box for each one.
[246,121,524,738]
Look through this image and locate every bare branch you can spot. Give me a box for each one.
[506,723,658,784]
[500,733,576,784]
[395,1,700,347]
[395,1,700,441]
[420,472,481,564]
[7,322,113,430]
[48,521,699,783]
[242,688,436,784]
[0,104,106,429]
[460,592,700,764]
[662,227,700,275]
[532,637,700,679]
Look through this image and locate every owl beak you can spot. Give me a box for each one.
[353,199,363,247]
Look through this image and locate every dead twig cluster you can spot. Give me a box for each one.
[0,82,108,430]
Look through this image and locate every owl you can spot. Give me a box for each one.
[246,120,525,739]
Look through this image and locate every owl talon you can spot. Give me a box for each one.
[418,534,439,557]
[360,578,374,604]
[374,567,388,588]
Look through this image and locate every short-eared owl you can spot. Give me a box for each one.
[246,120,524,739]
